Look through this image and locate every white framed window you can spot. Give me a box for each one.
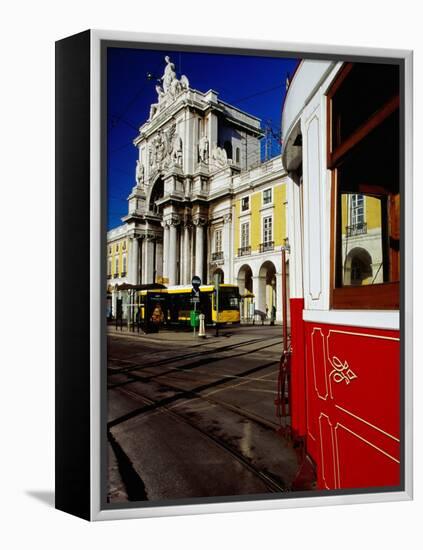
[122,255,127,274]
[241,222,249,248]
[215,228,222,252]
[263,216,273,244]
[263,188,272,205]
[108,259,112,276]
[115,257,119,275]
[241,196,250,212]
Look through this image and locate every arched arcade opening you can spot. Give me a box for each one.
[237,264,253,322]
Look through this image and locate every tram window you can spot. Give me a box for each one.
[330,63,399,151]
[328,62,400,309]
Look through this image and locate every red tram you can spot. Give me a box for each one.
[281,60,401,490]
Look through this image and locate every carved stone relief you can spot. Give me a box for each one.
[148,123,183,174]
[198,135,209,164]
[211,144,228,168]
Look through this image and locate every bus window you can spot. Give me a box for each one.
[215,287,240,311]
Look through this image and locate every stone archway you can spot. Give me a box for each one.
[211,268,224,284]
[257,261,277,320]
[237,264,253,294]
[344,247,373,286]
[148,177,164,214]
[237,264,253,322]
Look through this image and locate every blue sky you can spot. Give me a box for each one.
[107,47,298,229]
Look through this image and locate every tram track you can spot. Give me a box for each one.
[109,363,280,431]
[111,384,289,494]
[108,356,280,428]
[107,340,281,390]
[108,330,295,497]
[108,334,282,378]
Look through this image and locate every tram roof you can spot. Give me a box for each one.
[166,283,238,291]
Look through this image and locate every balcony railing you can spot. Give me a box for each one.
[211,251,224,261]
[259,241,274,253]
[113,273,119,278]
[121,271,127,277]
[107,274,112,280]
[346,222,367,237]
[238,246,251,257]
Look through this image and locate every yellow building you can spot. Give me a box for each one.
[106,226,129,317]
[227,156,289,322]
[340,193,383,286]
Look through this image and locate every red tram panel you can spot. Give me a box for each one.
[290,300,400,490]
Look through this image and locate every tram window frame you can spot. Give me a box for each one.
[327,62,400,310]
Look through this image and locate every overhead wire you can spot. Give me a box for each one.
[108,77,287,222]
[109,80,286,156]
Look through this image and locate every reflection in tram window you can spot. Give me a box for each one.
[328,61,400,308]
[340,193,384,286]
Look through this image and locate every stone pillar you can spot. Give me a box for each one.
[183,223,191,284]
[155,240,163,281]
[162,223,169,282]
[112,289,116,318]
[168,217,180,285]
[143,237,155,285]
[275,272,283,324]
[190,225,195,282]
[179,227,184,284]
[194,219,206,281]
[223,213,232,282]
[252,275,266,317]
[130,237,139,285]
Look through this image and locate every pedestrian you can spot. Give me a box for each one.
[271,304,276,326]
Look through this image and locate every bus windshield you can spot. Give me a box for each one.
[216,287,240,311]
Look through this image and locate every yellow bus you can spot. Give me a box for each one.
[167,284,240,325]
[137,284,241,328]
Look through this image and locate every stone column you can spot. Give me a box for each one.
[162,222,169,282]
[252,275,265,318]
[275,272,283,324]
[111,289,116,318]
[190,225,195,282]
[183,223,191,284]
[168,216,180,285]
[143,236,155,285]
[179,227,184,284]
[194,218,206,281]
[130,237,139,285]
[223,213,232,282]
[155,239,163,281]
